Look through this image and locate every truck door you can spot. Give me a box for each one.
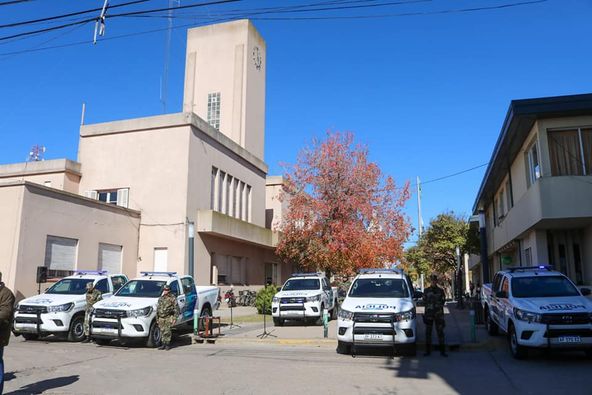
[497,277,511,332]
[169,280,185,324]
[181,277,197,321]
[490,273,503,326]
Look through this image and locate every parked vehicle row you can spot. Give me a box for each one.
[481,265,592,359]
[13,271,220,348]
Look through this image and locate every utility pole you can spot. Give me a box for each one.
[417,176,425,291]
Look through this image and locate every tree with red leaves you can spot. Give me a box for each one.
[276,131,411,276]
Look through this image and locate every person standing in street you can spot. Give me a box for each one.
[81,282,102,343]
[423,274,448,357]
[156,284,179,351]
[0,273,15,394]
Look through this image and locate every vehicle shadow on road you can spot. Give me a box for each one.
[4,375,79,395]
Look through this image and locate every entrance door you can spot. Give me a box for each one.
[548,231,583,285]
[154,248,168,272]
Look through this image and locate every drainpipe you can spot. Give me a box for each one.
[188,221,195,278]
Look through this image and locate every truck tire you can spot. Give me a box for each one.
[146,321,161,348]
[508,324,527,359]
[336,341,351,355]
[330,304,338,320]
[22,333,39,341]
[68,314,86,342]
[273,317,284,327]
[485,308,498,336]
[199,305,212,331]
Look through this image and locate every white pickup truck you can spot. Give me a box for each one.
[482,265,592,359]
[90,272,219,347]
[336,268,419,356]
[13,271,128,342]
[271,273,338,326]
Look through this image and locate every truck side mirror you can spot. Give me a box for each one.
[495,291,508,299]
[581,288,591,296]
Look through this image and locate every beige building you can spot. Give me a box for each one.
[0,20,290,299]
[473,93,592,286]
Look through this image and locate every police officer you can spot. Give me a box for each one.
[422,274,448,357]
[81,282,102,343]
[156,284,179,351]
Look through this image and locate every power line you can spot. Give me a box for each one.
[421,162,489,186]
[0,0,35,6]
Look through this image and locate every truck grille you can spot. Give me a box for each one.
[541,313,590,325]
[353,313,394,324]
[353,327,395,335]
[93,309,127,319]
[15,316,41,324]
[92,321,123,330]
[280,297,305,304]
[18,305,47,314]
[280,306,305,311]
[544,329,592,338]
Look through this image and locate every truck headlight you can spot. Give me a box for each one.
[394,308,416,322]
[127,307,153,318]
[47,303,74,313]
[513,308,542,323]
[338,308,354,321]
[272,297,279,303]
[306,294,321,302]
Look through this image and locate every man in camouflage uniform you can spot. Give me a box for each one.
[157,284,179,351]
[81,282,102,343]
[422,274,448,357]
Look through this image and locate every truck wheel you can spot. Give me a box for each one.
[508,324,527,359]
[146,321,161,348]
[315,304,325,326]
[273,318,284,327]
[22,333,39,341]
[486,309,498,336]
[330,304,338,320]
[336,341,351,355]
[68,314,86,342]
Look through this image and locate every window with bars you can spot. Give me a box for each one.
[207,92,221,130]
[210,167,252,222]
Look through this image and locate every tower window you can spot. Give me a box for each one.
[207,92,221,130]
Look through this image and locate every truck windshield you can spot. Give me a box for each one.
[348,278,409,298]
[115,280,167,298]
[282,279,320,291]
[512,276,581,298]
[46,279,94,295]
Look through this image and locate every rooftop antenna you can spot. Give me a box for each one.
[93,0,109,44]
[28,145,46,162]
[161,0,180,113]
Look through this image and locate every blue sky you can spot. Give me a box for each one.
[1,0,591,244]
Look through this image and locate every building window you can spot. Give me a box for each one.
[218,171,226,213]
[98,190,118,205]
[154,248,168,272]
[98,243,122,274]
[505,180,512,210]
[498,188,505,222]
[210,167,218,210]
[225,175,233,216]
[246,185,252,222]
[207,92,221,130]
[44,235,78,278]
[548,128,592,176]
[88,188,129,208]
[524,247,532,266]
[525,141,541,187]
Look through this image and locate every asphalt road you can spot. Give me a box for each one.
[3,335,591,395]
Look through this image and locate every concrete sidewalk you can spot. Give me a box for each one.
[205,303,492,351]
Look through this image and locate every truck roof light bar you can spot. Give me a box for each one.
[74,270,108,275]
[140,271,177,277]
[507,265,554,273]
[291,272,323,277]
[358,268,402,274]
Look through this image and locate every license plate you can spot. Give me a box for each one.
[93,328,117,333]
[558,336,581,343]
[363,334,384,341]
[284,310,302,315]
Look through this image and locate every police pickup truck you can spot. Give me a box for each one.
[271,273,338,326]
[13,271,128,342]
[336,268,419,356]
[482,265,592,359]
[90,272,219,347]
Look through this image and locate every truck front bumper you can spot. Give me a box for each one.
[271,301,323,320]
[337,318,416,346]
[91,316,151,339]
[13,312,72,335]
[516,322,592,349]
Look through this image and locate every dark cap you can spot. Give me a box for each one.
[163,284,171,291]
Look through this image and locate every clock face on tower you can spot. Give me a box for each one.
[252,46,262,71]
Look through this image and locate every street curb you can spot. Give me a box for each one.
[195,336,496,351]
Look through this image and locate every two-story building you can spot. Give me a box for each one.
[473,93,592,286]
[0,20,290,299]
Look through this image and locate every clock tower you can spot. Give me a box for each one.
[183,20,266,160]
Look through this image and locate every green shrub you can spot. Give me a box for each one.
[256,285,278,314]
